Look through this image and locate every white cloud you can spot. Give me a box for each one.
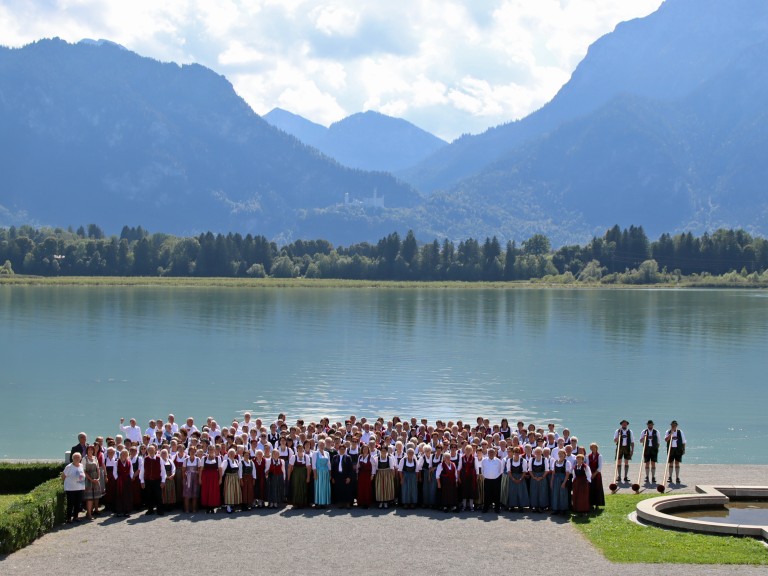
[0,0,664,140]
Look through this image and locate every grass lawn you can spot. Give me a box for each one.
[572,494,768,565]
[0,493,25,511]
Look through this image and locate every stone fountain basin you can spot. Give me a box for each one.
[636,485,768,539]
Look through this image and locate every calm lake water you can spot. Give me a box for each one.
[1,286,766,463]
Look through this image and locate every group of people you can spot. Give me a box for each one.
[59,413,685,524]
[613,419,687,485]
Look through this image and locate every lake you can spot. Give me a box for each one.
[1,285,766,463]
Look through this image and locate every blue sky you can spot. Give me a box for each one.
[0,0,663,140]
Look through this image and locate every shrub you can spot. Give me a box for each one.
[0,462,64,494]
[0,478,65,554]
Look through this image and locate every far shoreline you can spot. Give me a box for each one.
[2,276,768,290]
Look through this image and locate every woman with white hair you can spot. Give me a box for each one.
[61,452,86,524]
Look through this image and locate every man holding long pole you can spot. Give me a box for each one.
[640,420,659,484]
[613,420,634,483]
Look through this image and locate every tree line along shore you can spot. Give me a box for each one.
[2,224,768,286]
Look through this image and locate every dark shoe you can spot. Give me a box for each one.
[668,477,673,484]
[676,478,681,484]
[623,477,630,482]
[652,477,656,484]
[144,510,154,516]
[644,476,649,483]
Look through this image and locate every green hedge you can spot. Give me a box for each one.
[0,478,65,554]
[0,463,64,493]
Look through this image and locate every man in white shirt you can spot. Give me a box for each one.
[167,414,179,435]
[208,420,221,441]
[613,420,634,483]
[640,420,660,484]
[119,418,142,444]
[144,420,157,439]
[180,417,198,435]
[665,420,687,485]
[480,448,504,513]
[240,412,254,432]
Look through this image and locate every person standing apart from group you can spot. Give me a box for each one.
[614,420,634,483]
[61,452,86,524]
[665,420,686,484]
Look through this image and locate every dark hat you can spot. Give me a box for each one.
[671,420,678,426]
[620,420,629,425]
[647,420,654,425]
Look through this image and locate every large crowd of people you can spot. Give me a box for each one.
[59,414,686,523]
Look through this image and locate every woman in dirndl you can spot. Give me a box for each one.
[529,447,550,512]
[278,437,292,501]
[421,445,438,508]
[436,452,458,512]
[173,446,186,506]
[356,444,375,508]
[160,449,177,508]
[375,445,396,509]
[183,449,201,513]
[82,444,103,520]
[506,447,530,512]
[459,444,478,511]
[103,446,118,512]
[200,445,221,514]
[253,449,268,507]
[239,450,256,510]
[312,440,332,507]
[550,450,571,514]
[267,448,285,508]
[571,453,592,515]
[398,447,420,509]
[289,444,311,508]
[588,443,605,509]
[114,449,134,517]
[221,448,242,513]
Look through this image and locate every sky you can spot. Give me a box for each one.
[0,0,664,141]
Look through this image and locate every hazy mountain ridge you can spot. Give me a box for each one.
[398,0,768,195]
[0,38,420,242]
[434,36,768,242]
[264,108,447,173]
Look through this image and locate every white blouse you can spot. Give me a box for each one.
[505,458,529,473]
[311,450,331,470]
[397,457,422,473]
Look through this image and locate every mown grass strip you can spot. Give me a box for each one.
[572,494,768,564]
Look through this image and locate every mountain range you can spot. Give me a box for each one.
[0,38,420,243]
[264,108,446,173]
[2,0,768,245]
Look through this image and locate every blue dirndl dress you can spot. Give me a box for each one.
[314,452,331,505]
[529,458,549,509]
[506,459,530,508]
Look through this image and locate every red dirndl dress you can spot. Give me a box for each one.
[200,459,221,508]
[459,456,477,500]
[357,457,373,507]
[254,458,267,502]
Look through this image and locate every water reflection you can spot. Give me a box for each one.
[1,286,766,461]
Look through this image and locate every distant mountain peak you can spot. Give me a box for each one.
[78,38,128,51]
[264,108,447,173]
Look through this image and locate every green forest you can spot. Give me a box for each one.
[2,224,768,285]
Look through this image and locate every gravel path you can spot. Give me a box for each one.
[2,464,766,576]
